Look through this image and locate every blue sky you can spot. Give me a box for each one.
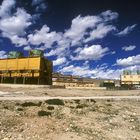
[0,0,140,79]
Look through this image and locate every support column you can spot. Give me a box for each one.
[1,76,3,83]
[38,77,40,85]
[14,77,17,84]
[23,77,26,84]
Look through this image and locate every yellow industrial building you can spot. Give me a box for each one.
[121,70,140,86]
[0,50,52,85]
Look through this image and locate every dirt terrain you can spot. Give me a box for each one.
[0,87,140,97]
[0,99,140,140]
[0,87,140,140]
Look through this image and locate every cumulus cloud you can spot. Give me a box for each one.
[59,65,93,77]
[59,64,122,79]
[24,46,32,51]
[116,54,140,66]
[71,45,109,60]
[59,62,140,79]
[0,8,32,36]
[28,25,62,48]
[35,3,47,12]
[116,24,137,37]
[2,33,28,46]
[0,0,32,47]
[111,51,116,55]
[92,68,122,79]
[122,45,136,51]
[64,10,118,46]
[27,10,118,58]
[64,15,101,46]
[0,0,15,18]
[100,10,119,21]
[0,50,7,59]
[32,0,47,12]
[84,23,116,42]
[124,65,140,71]
[53,57,67,66]
[45,46,68,57]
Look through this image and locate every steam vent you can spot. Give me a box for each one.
[0,50,52,85]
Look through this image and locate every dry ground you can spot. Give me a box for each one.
[0,87,140,97]
[0,87,140,140]
[0,99,140,140]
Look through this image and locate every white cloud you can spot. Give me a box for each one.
[53,57,67,66]
[44,44,70,57]
[71,45,109,60]
[59,63,140,79]
[2,33,28,46]
[64,15,101,46]
[100,10,119,21]
[0,0,32,47]
[92,69,122,79]
[59,65,93,77]
[32,0,47,12]
[116,54,140,66]
[124,65,140,71]
[111,51,116,55]
[73,47,82,53]
[83,60,89,66]
[116,24,137,37]
[0,50,7,59]
[0,8,32,36]
[35,3,47,12]
[59,64,122,79]
[45,49,57,57]
[64,11,118,46]
[24,46,32,51]
[84,23,116,42]
[0,0,15,18]
[28,25,62,48]
[27,10,118,58]
[10,35,27,46]
[122,45,136,51]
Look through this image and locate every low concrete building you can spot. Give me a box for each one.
[53,81,106,90]
[52,73,107,89]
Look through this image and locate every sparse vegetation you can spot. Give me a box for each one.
[45,99,64,105]
[21,101,42,107]
[38,110,52,116]
[76,103,88,109]
[16,107,24,111]
[0,99,139,140]
[47,106,55,110]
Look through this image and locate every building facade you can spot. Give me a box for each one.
[121,70,140,86]
[0,51,52,85]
